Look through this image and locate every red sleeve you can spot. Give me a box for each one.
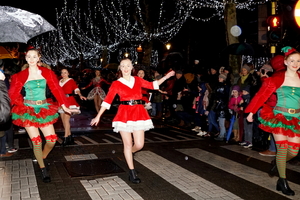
[244,78,277,114]
[70,79,79,92]
[103,81,118,105]
[136,76,154,90]
[8,73,23,107]
[100,78,111,86]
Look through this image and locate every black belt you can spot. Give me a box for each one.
[274,106,300,114]
[66,94,74,97]
[120,100,144,106]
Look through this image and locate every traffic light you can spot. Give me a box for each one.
[268,15,281,29]
[267,15,281,43]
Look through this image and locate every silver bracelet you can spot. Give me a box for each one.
[162,76,167,81]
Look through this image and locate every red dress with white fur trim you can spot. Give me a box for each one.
[101,76,158,132]
[59,78,80,108]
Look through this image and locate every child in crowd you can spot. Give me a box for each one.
[228,85,243,142]
[239,85,253,148]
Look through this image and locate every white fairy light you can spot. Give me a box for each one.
[30,0,269,66]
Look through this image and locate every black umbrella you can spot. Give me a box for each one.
[0,6,56,43]
[221,43,266,56]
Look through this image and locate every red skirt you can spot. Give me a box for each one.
[259,105,300,137]
[11,99,59,128]
[112,104,153,132]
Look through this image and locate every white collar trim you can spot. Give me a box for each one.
[59,78,72,87]
[118,76,135,88]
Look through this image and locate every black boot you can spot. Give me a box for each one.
[268,159,277,177]
[41,167,51,183]
[276,178,295,196]
[61,137,68,147]
[129,169,141,184]
[67,135,74,145]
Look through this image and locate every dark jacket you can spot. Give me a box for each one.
[207,81,230,118]
[0,80,10,124]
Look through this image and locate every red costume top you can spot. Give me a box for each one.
[59,78,80,107]
[9,67,69,108]
[101,76,159,133]
[9,67,69,127]
[245,70,300,137]
[245,70,293,114]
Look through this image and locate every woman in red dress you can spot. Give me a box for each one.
[59,68,86,146]
[90,58,175,183]
[82,69,110,112]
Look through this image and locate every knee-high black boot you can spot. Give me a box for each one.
[129,169,141,184]
[276,178,295,196]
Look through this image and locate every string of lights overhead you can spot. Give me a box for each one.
[30,0,268,68]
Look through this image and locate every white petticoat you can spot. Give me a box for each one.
[58,105,81,114]
[112,119,154,133]
[87,87,106,100]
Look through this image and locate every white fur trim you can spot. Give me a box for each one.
[118,76,135,89]
[112,119,154,133]
[59,78,72,87]
[153,81,159,90]
[101,101,111,110]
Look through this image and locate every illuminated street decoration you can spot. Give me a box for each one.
[182,0,269,22]
[30,0,268,67]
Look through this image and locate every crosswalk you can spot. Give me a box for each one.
[79,146,299,200]
[9,125,300,200]
[1,144,299,199]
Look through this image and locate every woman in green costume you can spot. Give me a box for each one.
[9,49,78,183]
[246,46,300,196]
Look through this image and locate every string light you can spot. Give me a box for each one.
[30,0,269,67]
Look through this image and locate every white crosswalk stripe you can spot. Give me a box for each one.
[81,176,143,200]
[177,148,299,199]
[135,151,243,200]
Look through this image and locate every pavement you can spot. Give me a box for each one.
[1,106,300,200]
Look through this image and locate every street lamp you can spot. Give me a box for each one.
[166,43,171,50]
[136,45,143,53]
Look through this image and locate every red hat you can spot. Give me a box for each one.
[270,55,285,72]
[281,46,296,57]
